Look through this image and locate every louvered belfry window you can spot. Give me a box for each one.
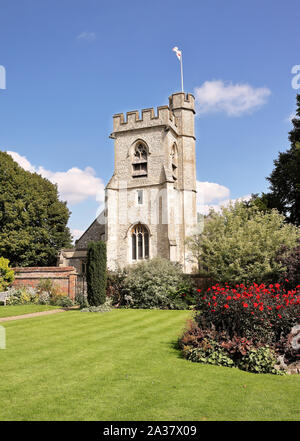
[132,143,148,177]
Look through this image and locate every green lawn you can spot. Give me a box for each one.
[0,304,60,318]
[0,309,299,421]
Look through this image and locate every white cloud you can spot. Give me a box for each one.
[77,32,96,41]
[197,181,230,204]
[194,80,271,117]
[7,151,36,173]
[7,151,105,206]
[196,179,251,215]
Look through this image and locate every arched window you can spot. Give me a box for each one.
[170,144,178,181]
[131,224,149,260]
[132,142,148,177]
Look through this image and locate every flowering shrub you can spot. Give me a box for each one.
[4,283,73,307]
[179,283,300,374]
[195,283,300,345]
[6,287,38,305]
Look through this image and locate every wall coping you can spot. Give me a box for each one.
[13,266,76,273]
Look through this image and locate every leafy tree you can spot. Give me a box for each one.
[242,193,271,213]
[0,151,72,266]
[0,257,14,291]
[262,95,300,225]
[86,241,107,306]
[186,201,300,285]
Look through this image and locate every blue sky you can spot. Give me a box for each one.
[0,0,299,240]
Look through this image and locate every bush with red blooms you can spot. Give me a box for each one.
[194,283,300,345]
[178,283,300,373]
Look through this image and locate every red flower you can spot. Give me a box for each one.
[243,303,248,308]
[224,304,229,309]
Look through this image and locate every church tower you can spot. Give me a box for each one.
[105,92,197,272]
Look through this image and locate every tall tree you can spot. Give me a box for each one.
[186,201,299,285]
[0,151,72,266]
[264,94,300,225]
[86,241,107,306]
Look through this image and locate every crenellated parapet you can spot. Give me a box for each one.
[169,92,195,113]
[113,105,178,134]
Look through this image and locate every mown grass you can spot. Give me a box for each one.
[0,309,299,421]
[0,304,60,318]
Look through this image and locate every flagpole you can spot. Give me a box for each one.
[180,53,184,92]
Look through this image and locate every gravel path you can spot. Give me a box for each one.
[0,308,70,323]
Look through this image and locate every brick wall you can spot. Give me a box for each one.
[12,267,77,300]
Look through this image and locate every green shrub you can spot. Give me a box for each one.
[0,257,14,291]
[183,339,234,368]
[186,201,300,285]
[4,284,72,306]
[239,346,283,375]
[109,258,195,309]
[86,241,107,306]
[81,298,112,313]
[55,295,74,308]
[6,286,37,305]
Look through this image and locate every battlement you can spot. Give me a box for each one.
[113,105,177,133]
[169,92,195,113]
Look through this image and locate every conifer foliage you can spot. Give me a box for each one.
[264,94,300,225]
[86,241,107,306]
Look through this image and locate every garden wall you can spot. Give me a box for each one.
[12,267,77,300]
[189,274,214,291]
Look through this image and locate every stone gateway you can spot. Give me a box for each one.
[58,92,197,274]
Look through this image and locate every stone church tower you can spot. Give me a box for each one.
[58,92,197,273]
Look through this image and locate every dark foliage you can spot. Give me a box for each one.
[0,151,72,266]
[86,241,107,306]
[260,94,300,226]
[277,240,300,288]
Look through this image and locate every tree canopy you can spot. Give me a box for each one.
[186,201,300,285]
[260,94,300,225]
[0,151,72,266]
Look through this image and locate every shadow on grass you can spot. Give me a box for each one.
[168,338,185,359]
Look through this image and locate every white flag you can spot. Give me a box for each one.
[172,46,182,61]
